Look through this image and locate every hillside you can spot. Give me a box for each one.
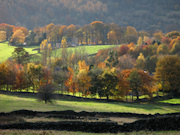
[0,0,180,32]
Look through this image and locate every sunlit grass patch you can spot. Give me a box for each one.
[159,98,180,104]
[0,93,179,114]
[0,42,39,62]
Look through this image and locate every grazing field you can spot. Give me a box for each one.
[0,130,180,135]
[0,42,39,62]
[0,93,179,114]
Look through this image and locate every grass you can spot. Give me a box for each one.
[51,45,120,57]
[0,93,179,114]
[159,98,180,104]
[0,42,120,62]
[0,42,39,62]
[0,130,180,135]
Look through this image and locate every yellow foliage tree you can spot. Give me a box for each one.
[136,53,145,70]
[78,60,89,71]
[40,39,52,65]
[76,69,92,96]
[107,30,118,44]
[61,37,67,48]
[137,37,143,45]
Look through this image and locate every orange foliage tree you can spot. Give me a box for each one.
[122,69,155,101]
[10,29,25,45]
[0,31,7,41]
[76,69,92,97]
[65,67,77,95]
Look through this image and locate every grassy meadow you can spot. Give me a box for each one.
[0,93,179,114]
[0,42,120,62]
[0,42,39,63]
[51,44,120,57]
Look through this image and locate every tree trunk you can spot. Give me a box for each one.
[106,94,109,101]
[135,90,139,101]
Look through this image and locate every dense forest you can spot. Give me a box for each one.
[0,0,180,32]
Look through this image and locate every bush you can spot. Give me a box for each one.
[37,83,55,104]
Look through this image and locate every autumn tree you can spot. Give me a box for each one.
[144,55,158,74]
[165,31,180,39]
[0,31,7,41]
[125,26,138,43]
[170,36,180,55]
[49,25,61,43]
[107,30,119,44]
[161,36,172,46]
[10,29,25,45]
[118,45,129,56]
[46,23,55,38]
[59,25,67,41]
[27,63,43,92]
[0,23,14,40]
[61,37,68,48]
[97,68,118,100]
[67,24,78,41]
[122,69,154,101]
[12,47,29,64]
[157,44,169,55]
[137,37,143,46]
[118,54,134,70]
[76,68,91,97]
[65,67,77,95]
[12,65,27,92]
[19,27,28,36]
[82,24,92,45]
[115,73,130,101]
[0,63,7,89]
[153,31,164,41]
[40,39,52,66]
[88,66,103,96]
[138,31,150,39]
[25,30,36,45]
[75,29,83,45]
[155,55,180,96]
[3,60,17,91]
[127,69,142,101]
[91,21,105,44]
[135,53,145,70]
[105,50,119,68]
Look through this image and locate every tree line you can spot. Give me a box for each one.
[1,22,180,48]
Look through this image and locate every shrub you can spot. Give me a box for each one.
[37,83,55,104]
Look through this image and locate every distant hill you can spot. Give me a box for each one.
[0,0,180,32]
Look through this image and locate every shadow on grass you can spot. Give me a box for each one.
[0,90,179,114]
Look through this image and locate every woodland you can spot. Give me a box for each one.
[0,21,180,103]
[0,1,180,133]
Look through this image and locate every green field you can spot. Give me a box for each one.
[0,93,179,114]
[0,42,39,63]
[0,42,120,62]
[51,45,120,58]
